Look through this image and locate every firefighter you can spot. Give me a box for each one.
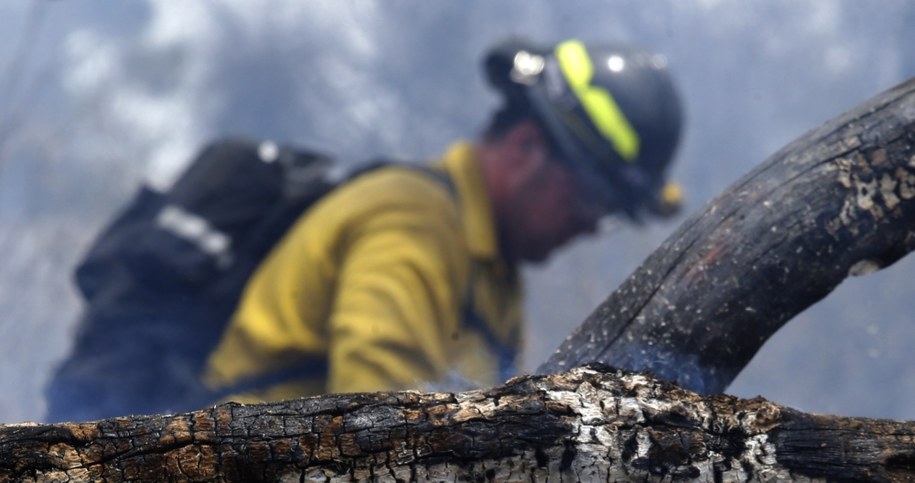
[202,38,684,402]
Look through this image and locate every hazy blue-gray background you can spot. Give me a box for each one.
[1,0,913,423]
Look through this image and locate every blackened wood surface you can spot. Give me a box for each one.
[3,366,915,482]
[539,77,915,394]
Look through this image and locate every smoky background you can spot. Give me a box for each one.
[1,0,913,422]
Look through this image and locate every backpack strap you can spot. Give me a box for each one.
[461,267,518,383]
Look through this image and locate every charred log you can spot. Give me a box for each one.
[539,76,915,394]
[3,366,915,482]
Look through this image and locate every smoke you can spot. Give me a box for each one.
[614,345,715,395]
[0,0,913,422]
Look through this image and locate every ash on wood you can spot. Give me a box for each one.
[3,366,915,482]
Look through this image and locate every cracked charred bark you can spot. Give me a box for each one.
[3,366,915,482]
[540,76,915,394]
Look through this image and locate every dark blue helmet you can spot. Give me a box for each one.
[485,39,684,221]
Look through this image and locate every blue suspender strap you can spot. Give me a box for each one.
[461,263,518,384]
[461,304,518,383]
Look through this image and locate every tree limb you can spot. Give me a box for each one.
[539,76,915,394]
[3,366,914,482]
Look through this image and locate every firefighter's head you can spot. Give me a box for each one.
[478,38,685,263]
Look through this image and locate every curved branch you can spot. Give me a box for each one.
[539,77,915,394]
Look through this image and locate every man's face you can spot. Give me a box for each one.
[504,148,609,264]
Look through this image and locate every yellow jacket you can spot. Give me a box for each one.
[203,142,523,402]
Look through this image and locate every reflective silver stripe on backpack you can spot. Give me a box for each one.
[155,205,233,268]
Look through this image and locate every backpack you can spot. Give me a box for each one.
[45,137,405,421]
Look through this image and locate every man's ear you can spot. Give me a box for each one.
[506,120,550,168]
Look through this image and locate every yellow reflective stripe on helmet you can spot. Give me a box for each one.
[555,40,640,161]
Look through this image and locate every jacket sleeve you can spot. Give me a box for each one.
[325,183,469,394]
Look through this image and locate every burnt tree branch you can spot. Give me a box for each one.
[540,76,915,394]
[4,366,915,482]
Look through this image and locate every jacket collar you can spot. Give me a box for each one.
[437,141,500,261]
